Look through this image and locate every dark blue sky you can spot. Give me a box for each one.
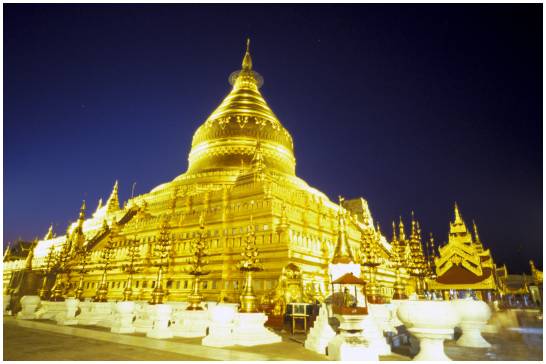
[4,4,542,273]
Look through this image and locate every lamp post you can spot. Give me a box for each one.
[122,236,140,301]
[150,217,173,305]
[186,215,210,310]
[74,244,91,300]
[238,216,263,313]
[39,245,58,300]
[94,235,115,302]
[50,234,74,301]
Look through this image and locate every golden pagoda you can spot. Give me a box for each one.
[4,41,410,307]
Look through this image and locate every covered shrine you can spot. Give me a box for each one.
[427,204,498,300]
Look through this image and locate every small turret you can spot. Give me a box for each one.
[391,221,398,243]
[3,243,11,261]
[331,196,355,264]
[77,200,86,227]
[398,216,406,242]
[44,224,54,240]
[24,239,38,270]
[95,198,103,213]
[106,180,120,214]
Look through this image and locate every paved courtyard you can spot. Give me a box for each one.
[3,317,543,361]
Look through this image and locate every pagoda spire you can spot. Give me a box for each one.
[95,198,103,213]
[391,221,398,243]
[454,202,463,224]
[398,216,406,242]
[449,202,469,236]
[410,211,417,237]
[24,239,38,270]
[331,196,355,264]
[78,200,86,225]
[106,180,120,214]
[44,224,54,240]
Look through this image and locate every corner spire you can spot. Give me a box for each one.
[472,220,481,243]
[3,242,11,261]
[242,38,252,70]
[398,216,406,242]
[106,180,120,214]
[95,198,103,213]
[44,224,54,240]
[79,200,86,221]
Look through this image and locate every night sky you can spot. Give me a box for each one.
[4,4,542,273]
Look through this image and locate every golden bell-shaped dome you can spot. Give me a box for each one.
[187,39,296,176]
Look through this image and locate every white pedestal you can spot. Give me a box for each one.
[388,300,406,328]
[76,302,112,326]
[482,322,500,334]
[56,298,79,325]
[75,301,94,325]
[397,300,460,361]
[360,315,392,356]
[111,301,136,334]
[96,302,116,328]
[232,312,282,347]
[452,298,492,348]
[304,303,335,355]
[171,310,209,338]
[409,328,453,361]
[457,321,491,348]
[327,314,379,361]
[202,322,235,347]
[4,295,11,315]
[146,304,173,339]
[368,303,397,334]
[17,296,41,320]
[202,304,238,347]
[35,301,65,320]
[165,301,189,315]
[133,303,155,333]
[328,333,378,361]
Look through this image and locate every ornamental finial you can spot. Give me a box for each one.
[454,202,462,223]
[242,38,253,70]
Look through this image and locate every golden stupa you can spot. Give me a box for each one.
[7,41,514,309]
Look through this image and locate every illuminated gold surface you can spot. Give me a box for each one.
[4,41,507,307]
